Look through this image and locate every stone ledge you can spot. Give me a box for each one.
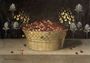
[0,39,90,55]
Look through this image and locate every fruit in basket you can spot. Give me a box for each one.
[22,19,65,31]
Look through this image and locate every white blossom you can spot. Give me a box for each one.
[3,22,9,30]
[75,4,83,13]
[13,21,19,29]
[77,21,82,28]
[84,24,90,32]
[70,22,77,32]
[9,3,16,12]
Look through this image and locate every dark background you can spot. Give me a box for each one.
[0,0,90,39]
[0,0,90,23]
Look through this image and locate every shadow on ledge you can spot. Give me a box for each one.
[63,39,82,49]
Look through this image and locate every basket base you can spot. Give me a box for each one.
[26,41,64,51]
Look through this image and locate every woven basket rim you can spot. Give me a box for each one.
[23,29,68,32]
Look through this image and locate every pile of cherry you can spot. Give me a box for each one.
[22,19,65,31]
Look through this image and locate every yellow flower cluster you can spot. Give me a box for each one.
[59,9,75,24]
[13,13,30,23]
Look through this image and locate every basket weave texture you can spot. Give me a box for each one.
[23,30,66,51]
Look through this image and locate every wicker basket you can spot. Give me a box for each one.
[23,30,67,51]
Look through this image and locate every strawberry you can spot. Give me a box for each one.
[22,19,65,31]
